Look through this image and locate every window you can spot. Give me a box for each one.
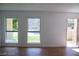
[67,19,74,29]
[5,17,18,43]
[27,18,40,43]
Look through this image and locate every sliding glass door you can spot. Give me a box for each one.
[27,18,40,44]
[5,17,18,44]
[1,12,41,47]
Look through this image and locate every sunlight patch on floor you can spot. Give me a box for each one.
[72,48,79,53]
[66,41,78,47]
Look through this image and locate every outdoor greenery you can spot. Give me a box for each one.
[7,33,40,43]
[68,23,74,29]
[13,18,18,31]
[28,35,40,43]
[7,18,40,43]
[67,19,74,29]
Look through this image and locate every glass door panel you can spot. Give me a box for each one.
[5,17,18,43]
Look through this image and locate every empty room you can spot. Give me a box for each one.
[0,3,79,56]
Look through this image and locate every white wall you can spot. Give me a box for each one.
[0,11,79,47]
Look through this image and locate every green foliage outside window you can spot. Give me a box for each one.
[13,18,18,31]
[68,23,74,29]
[67,19,74,29]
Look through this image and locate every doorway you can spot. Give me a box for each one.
[2,17,19,46]
[66,18,78,47]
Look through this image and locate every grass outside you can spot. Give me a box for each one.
[6,32,18,43]
[27,35,40,43]
[10,35,40,43]
[6,33,40,43]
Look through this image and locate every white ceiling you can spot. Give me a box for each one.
[0,3,79,12]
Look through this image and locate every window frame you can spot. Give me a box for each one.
[27,17,41,44]
[4,17,19,43]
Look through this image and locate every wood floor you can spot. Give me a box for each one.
[0,47,79,56]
